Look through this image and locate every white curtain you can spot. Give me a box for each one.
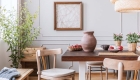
[0,0,19,69]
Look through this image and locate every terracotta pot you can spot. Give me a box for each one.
[115,41,121,46]
[127,43,137,51]
[81,31,97,52]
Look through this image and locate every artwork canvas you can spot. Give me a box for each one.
[54,2,83,30]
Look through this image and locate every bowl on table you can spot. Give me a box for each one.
[100,45,110,50]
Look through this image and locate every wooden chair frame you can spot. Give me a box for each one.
[36,48,75,80]
[103,56,140,80]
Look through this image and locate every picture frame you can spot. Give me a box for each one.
[54,2,83,30]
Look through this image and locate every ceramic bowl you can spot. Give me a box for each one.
[100,45,110,50]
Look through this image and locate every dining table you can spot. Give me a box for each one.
[61,49,140,80]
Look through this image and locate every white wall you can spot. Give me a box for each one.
[0,0,140,72]
[26,0,140,72]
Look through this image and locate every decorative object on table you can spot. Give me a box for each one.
[81,31,97,52]
[101,45,110,50]
[0,67,20,80]
[0,2,40,68]
[113,33,123,46]
[110,0,140,13]
[126,32,140,51]
[68,44,82,51]
[54,2,83,30]
[108,45,123,52]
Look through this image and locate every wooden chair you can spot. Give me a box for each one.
[36,48,75,80]
[103,56,140,80]
[86,61,104,80]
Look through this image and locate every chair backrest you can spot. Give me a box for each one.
[36,48,62,74]
[103,56,140,80]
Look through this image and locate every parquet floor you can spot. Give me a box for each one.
[29,73,127,80]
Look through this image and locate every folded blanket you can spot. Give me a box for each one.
[0,67,20,80]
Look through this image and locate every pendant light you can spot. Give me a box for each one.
[110,0,140,13]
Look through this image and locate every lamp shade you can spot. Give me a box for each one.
[111,0,140,13]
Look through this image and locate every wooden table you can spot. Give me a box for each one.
[62,50,140,80]
[16,69,33,80]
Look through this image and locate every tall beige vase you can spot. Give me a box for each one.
[115,41,121,46]
[127,43,137,51]
[81,31,97,52]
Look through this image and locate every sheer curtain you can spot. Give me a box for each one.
[0,0,19,69]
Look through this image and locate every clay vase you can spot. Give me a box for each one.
[81,31,97,52]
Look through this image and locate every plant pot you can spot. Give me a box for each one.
[127,43,137,51]
[81,31,97,52]
[115,41,121,46]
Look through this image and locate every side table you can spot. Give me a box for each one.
[16,69,33,80]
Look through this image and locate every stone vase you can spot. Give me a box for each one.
[81,31,97,52]
[128,43,137,51]
[115,41,121,46]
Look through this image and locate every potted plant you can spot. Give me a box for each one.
[126,32,140,51]
[0,3,40,68]
[113,33,123,46]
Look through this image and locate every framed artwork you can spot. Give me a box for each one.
[54,2,83,30]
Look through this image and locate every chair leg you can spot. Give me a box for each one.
[100,66,103,80]
[106,68,108,80]
[38,75,41,80]
[86,66,89,80]
[113,70,115,76]
[89,66,91,80]
[72,74,75,80]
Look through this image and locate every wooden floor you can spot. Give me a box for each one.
[29,73,126,80]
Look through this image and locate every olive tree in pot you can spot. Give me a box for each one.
[0,3,40,68]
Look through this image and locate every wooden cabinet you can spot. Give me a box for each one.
[21,61,37,76]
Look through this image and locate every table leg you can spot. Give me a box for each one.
[79,61,86,80]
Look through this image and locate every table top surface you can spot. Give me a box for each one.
[62,50,140,61]
[16,69,33,80]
